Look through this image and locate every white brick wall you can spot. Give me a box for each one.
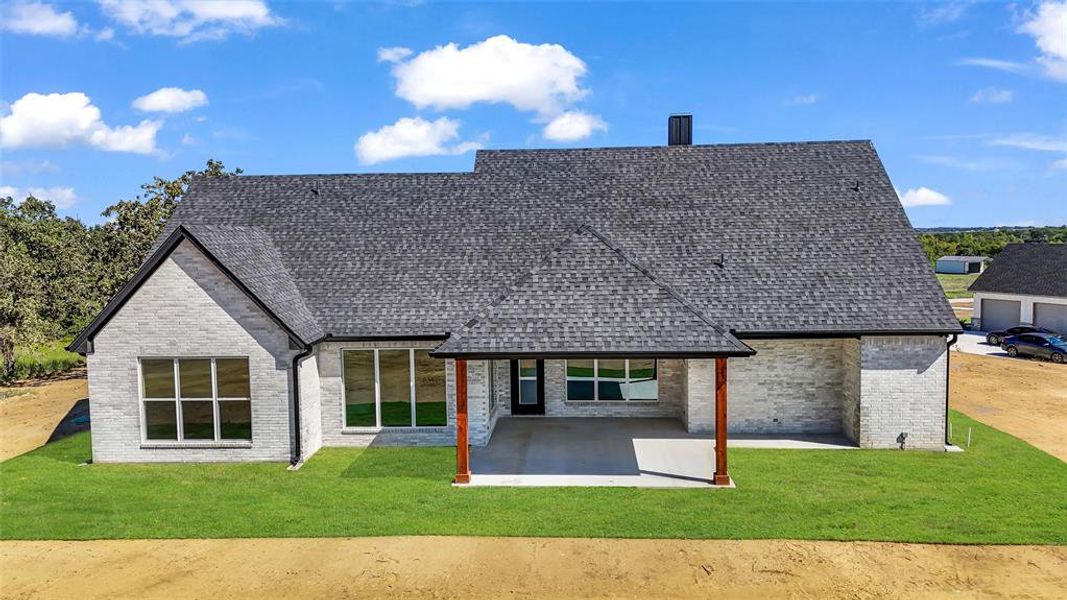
[841,339,861,442]
[297,352,323,461]
[686,340,852,435]
[87,240,295,463]
[731,339,849,434]
[857,335,947,450]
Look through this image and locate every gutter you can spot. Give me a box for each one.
[289,344,314,467]
[945,333,958,446]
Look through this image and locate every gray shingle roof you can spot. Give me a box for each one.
[431,225,753,357]
[188,225,323,342]
[143,140,960,348]
[969,243,1067,298]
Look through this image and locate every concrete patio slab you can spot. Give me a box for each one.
[466,418,854,488]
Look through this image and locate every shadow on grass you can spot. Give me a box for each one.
[338,446,453,482]
[46,398,91,444]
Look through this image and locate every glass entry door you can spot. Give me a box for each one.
[510,359,544,415]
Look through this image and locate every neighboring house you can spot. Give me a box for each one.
[935,255,987,274]
[969,243,1067,334]
[70,117,960,485]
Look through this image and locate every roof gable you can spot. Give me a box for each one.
[431,225,753,358]
[70,225,313,353]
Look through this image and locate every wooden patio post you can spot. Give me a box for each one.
[454,359,471,484]
[713,357,731,486]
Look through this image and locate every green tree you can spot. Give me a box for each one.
[1,195,96,375]
[90,159,242,301]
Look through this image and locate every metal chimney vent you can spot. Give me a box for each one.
[668,114,692,146]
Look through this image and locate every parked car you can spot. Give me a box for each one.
[1001,333,1067,363]
[986,326,1055,346]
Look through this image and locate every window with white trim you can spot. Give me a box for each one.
[343,349,446,428]
[565,358,658,401]
[140,357,252,442]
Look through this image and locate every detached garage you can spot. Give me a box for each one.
[970,244,1067,334]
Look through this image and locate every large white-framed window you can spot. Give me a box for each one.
[342,349,447,428]
[139,357,252,442]
[565,358,658,401]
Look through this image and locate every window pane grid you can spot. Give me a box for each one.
[140,357,250,443]
[565,359,659,402]
[343,348,447,429]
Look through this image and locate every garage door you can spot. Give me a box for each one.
[1034,303,1067,335]
[981,299,1021,332]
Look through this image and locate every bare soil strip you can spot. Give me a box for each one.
[950,352,1067,461]
[0,370,86,462]
[2,537,1065,600]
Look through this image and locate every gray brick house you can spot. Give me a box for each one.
[71,119,961,484]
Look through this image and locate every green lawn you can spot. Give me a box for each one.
[1,411,1064,543]
[936,273,980,299]
[6,339,84,383]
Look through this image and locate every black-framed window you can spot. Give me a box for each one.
[342,349,447,428]
[140,357,251,442]
[565,359,659,401]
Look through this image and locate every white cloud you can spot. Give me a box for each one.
[543,111,607,141]
[1018,1,1067,81]
[94,27,115,41]
[918,1,969,26]
[784,94,820,106]
[0,185,78,208]
[181,133,197,145]
[897,187,952,207]
[0,2,78,37]
[955,57,1034,75]
[0,159,59,176]
[133,87,208,113]
[0,92,161,154]
[969,87,1013,104]
[377,46,413,63]
[387,35,589,116]
[988,133,1067,152]
[916,155,1017,171]
[98,0,282,42]
[354,116,481,165]
[1052,157,1067,170]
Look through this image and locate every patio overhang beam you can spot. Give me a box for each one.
[430,349,756,360]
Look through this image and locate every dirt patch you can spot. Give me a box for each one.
[2,537,1065,600]
[0,369,87,461]
[950,352,1067,461]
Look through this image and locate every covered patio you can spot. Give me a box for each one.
[429,224,761,488]
[467,417,855,488]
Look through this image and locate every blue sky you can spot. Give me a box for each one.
[1,1,1065,228]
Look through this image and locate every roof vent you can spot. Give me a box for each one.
[668,114,692,146]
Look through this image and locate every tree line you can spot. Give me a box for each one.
[1,160,241,380]
[916,227,1067,265]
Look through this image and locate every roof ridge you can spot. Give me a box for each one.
[576,224,748,351]
[476,139,873,156]
[450,223,750,354]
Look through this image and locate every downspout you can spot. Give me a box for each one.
[290,344,314,466]
[944,333,958,446]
